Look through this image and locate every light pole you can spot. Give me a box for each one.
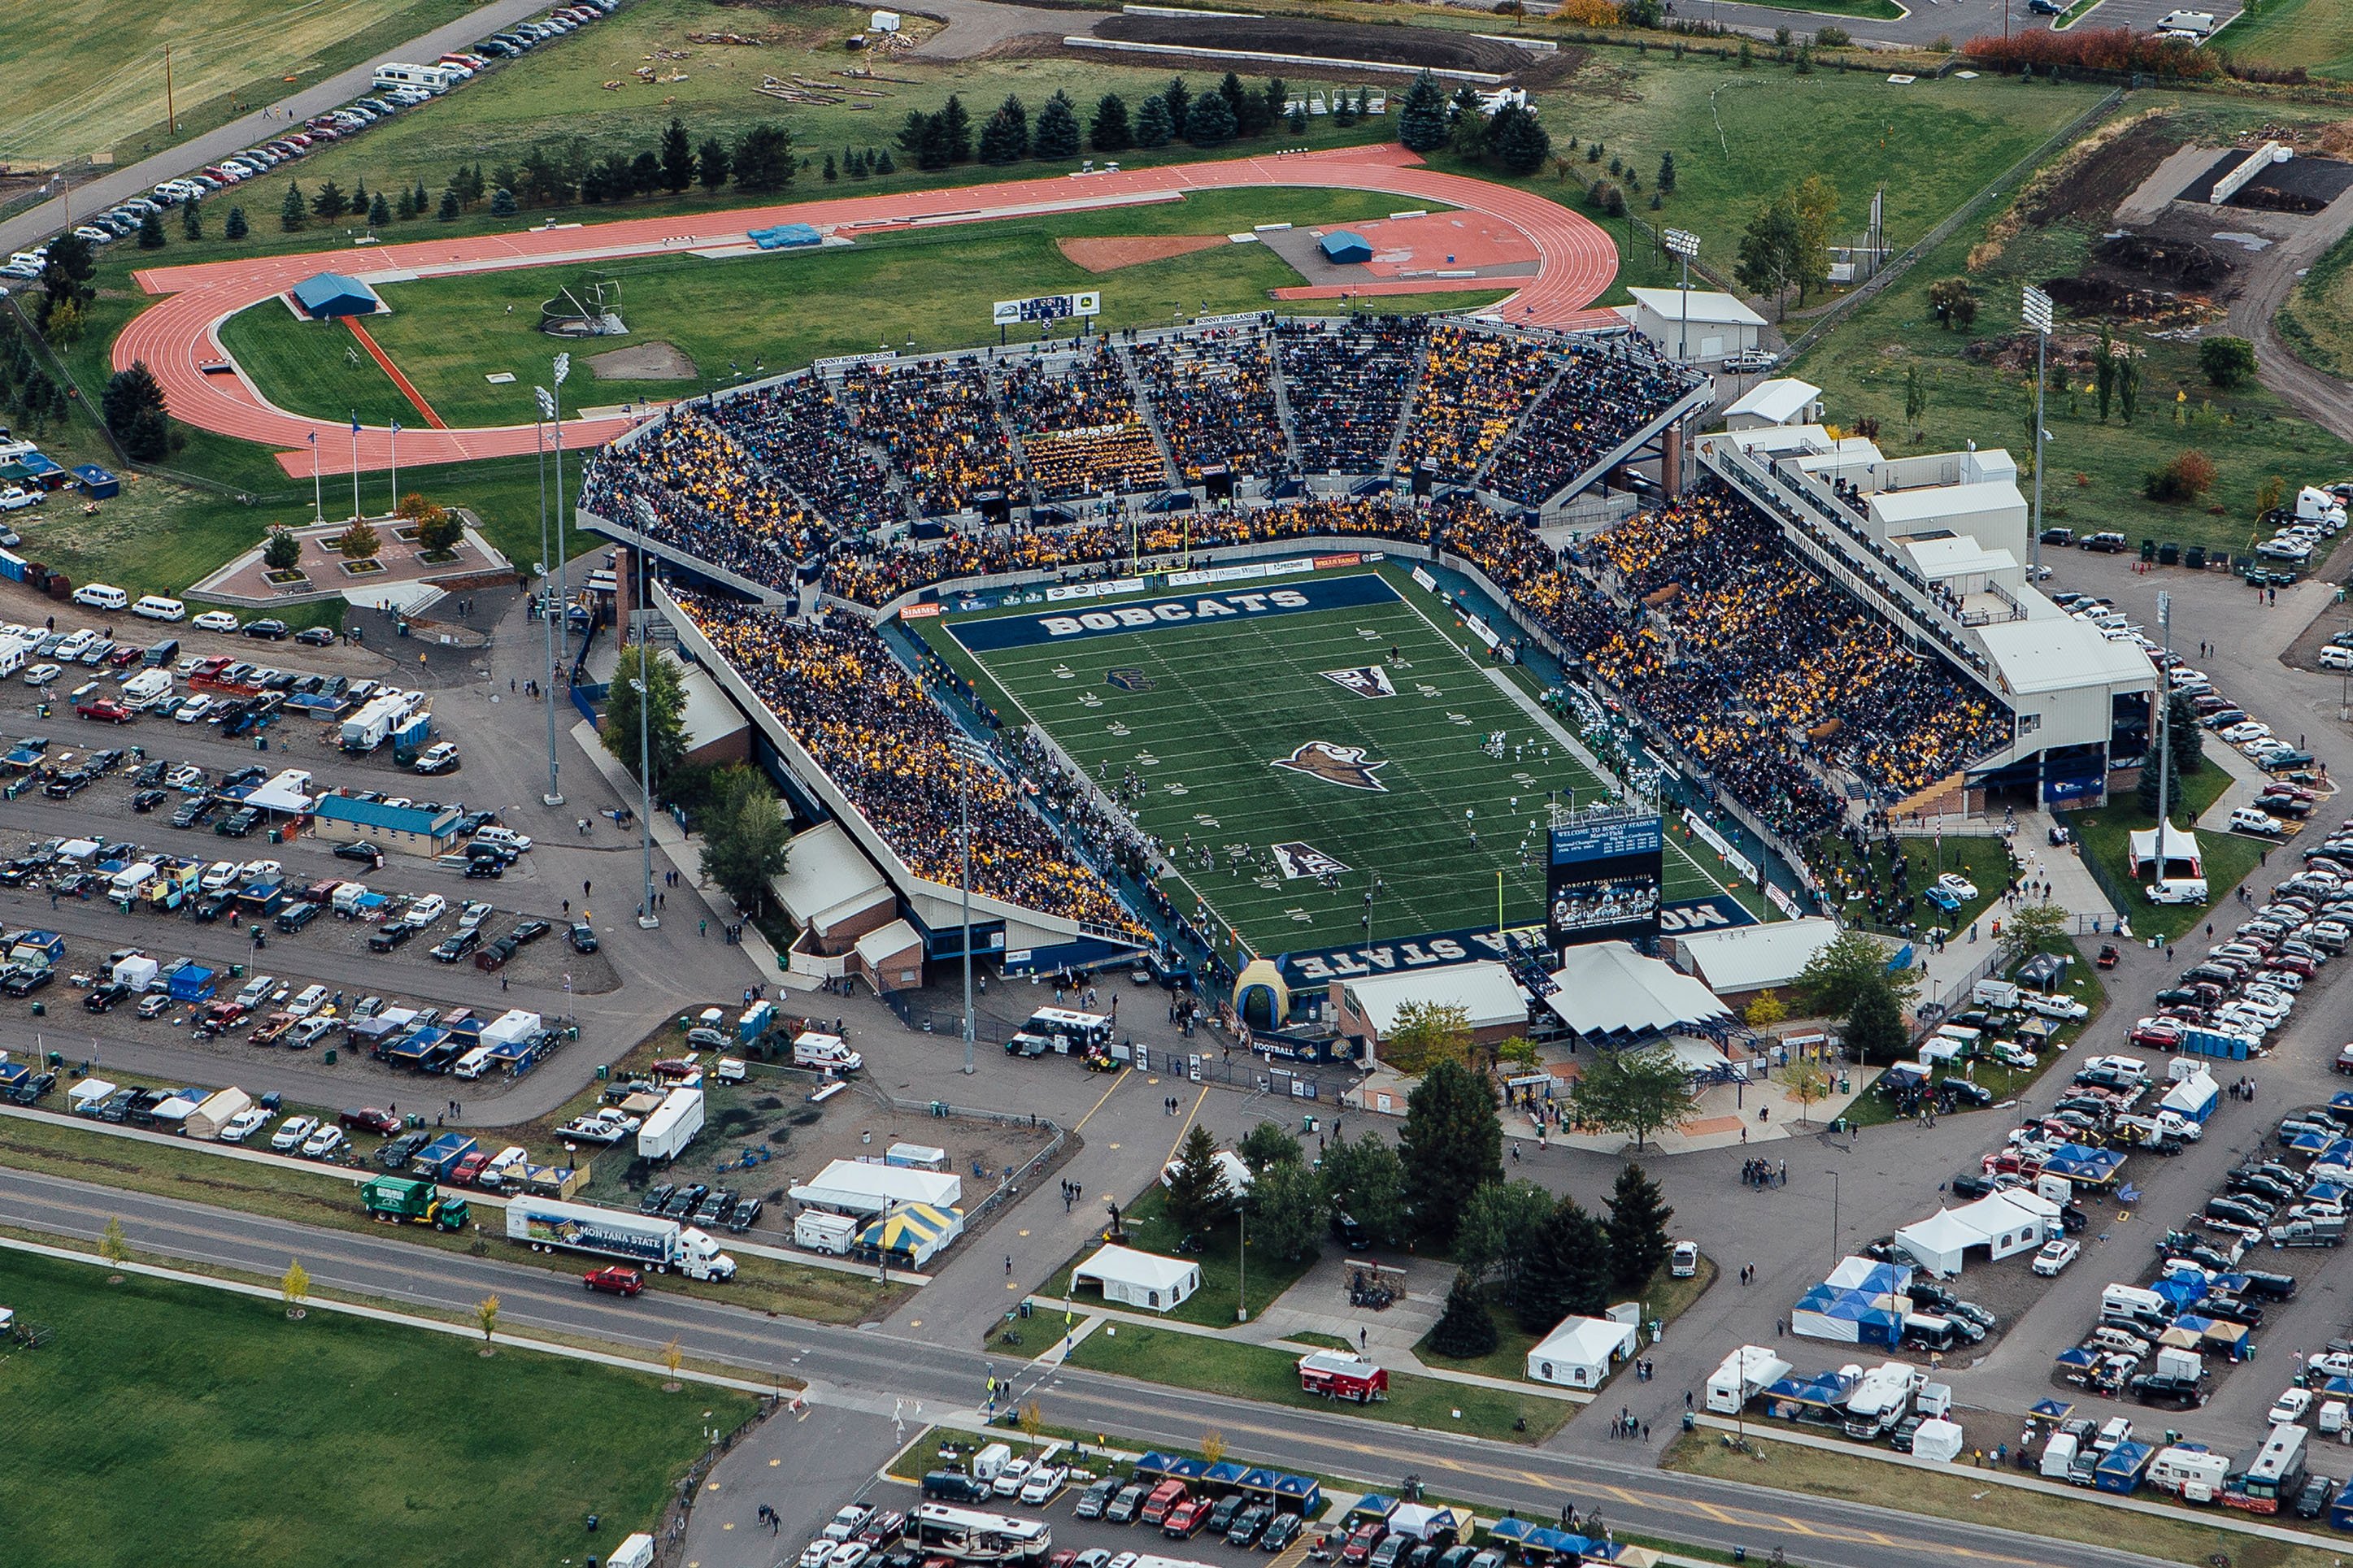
[950,732,989,1074]
[1237,1205,1249,1325]
[309,430,323,523]
[533,385,563,806]
[348,411,361,523]
[551,352,572,696]
[2022,284,2054,580]
[2151,591,2173,896]
[1664,228,1700,366]
[388,419,401,517]
[1825,1169,1841,1263]
[629,497,660,930]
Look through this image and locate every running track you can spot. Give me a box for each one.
[115,146,1620,478]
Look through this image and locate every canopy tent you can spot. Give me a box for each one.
[1826,1256,1912,1296]
[1525,1314,1638,1389]
[1790,1285,1903,1345]
[1892,1208,1985,1278]
[2128,823,2203,879]
[1546,941,1733,1044]
[855,1202,963,1267]
[1071,1243,1200,1312]
[2042,1143,2127,1184]
[1761,1368,1862,1410]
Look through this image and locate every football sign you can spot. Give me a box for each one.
[992,291,1102,326]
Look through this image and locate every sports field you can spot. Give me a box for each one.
[927,566,1730,956]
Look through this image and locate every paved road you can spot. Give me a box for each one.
[0,1164,2179,1568]
[0,0,568,259]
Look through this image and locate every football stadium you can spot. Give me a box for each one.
[599,308,2158,1006]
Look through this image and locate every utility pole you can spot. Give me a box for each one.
[165,44,177,136]
[2152,591,2173,895]
[2023,285,2054,581]
[534,387,562,806]
[630,499,660,930]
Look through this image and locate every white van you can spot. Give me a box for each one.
[452,1045,496,1080]
[2149,878,2209,906]
[72,583,128,610]
[2040,1432,2079,1480]
[132,594,185,622]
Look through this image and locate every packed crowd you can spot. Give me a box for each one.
[998,343,1166,497]
[841,357,1012,516]
[674,589,1149,939]
[1272,315,1428,474]
[579,407,828,592]
[1484,343,1700,507]
[701,376,895,532]
[1130,328,1288,483]
[1397,324,1557,484]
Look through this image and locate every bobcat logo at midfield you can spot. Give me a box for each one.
[1320,665,1397,699]
[1106,667,1156,693]
[1272,741,1390,793]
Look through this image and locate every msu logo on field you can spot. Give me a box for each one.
[1272,842,1353,880]
[1272,741,1390,793]
[1105,668,1156,693]
[1320,665,1396,699]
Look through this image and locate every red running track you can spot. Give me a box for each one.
[115,146,1619,478]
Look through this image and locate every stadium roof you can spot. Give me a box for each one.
[1901,535,2016,581]
[1977,615,2159,697]
[773,819,890,932]
[1869,480,2021,530]
[1723,377,1820,425]
[675,663,748,755]
[1675,917,1843,995]
[1625,287,1767,327]
[1545,941,1731,1041]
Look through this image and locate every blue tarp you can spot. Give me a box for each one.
[70,463,117,499]
[1319,229,1373,264]
[749,223,821,250]
[2151,1277,2205,1309]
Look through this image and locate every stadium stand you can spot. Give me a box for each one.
[1271,315,1429,474]
[842,355,1013,517]
[998,341,1168,499]
[1483,341,1701,507]
[1129,327,1289,484]
[1398,322,1556,484]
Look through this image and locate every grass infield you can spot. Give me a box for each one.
[923,566,1733,957]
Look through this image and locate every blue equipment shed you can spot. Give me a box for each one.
[71,463,120,499]
[1319,230,1373,264]
[290,272,383,320]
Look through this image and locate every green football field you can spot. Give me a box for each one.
[928,567,1731,957]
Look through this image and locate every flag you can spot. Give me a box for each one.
[350,412,361,433]
[390,420,402,436]
[307,430,315,445]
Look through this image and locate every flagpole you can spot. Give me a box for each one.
[349,414,360,523]
[389,420,400,518]
[310,432,322,523]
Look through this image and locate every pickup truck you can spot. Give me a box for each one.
[75,698,134,723]
[558,1108,640,1144]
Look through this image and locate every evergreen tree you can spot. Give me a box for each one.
[311,179,347,219]
[368,191,392,226]
[2167,689,2203,780]
[698,136,732,190]
[1320,1128,1407,1245]
[875,149,894,175]
[412,178,431,214]
[631,150,663,196]
[940,94,973,163]
[1162,76,1192,132]
[1219,72,1255,134]
[489,187,517,217]
[823,152,838,181]
[733,124,797,191]
[350,176,368,214]
[1033,90,1081,159]
[1657,150,1677,193]
[280,182,307,231]
[1184,89,1237,146]
[2138,737,2181,817]
[136,207,167,249]
[847,149,869,179]
[1237,1119,1304,1174]
[1517,1196,1611,1331]
[1248,1158,1323,1261]
[1092,93,1133,152]
[1429,1270,1499,1359]
[661,117,695,192]
[1844,976,1910,1066]
[181,198,202,240]
[224,206,249,241]
[977,95,1030,164]
[34,232,94,331]
[437,186,461,221]
[1163,1123,1234,1238]
[1604,1163,1674,1294]
[1134,94,1175,149]
[1398,72,1448,150]
[1487,102,1551,176]
[1398,1058,1502,1251]
[1259,78,1288,137]
[101,361,172,462]
[396,185,419,220]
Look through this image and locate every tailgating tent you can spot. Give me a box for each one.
[1526,1314,1639,1389]
[1320,230,1373,263]
[2042,1143,2127,1184]
[67,1078,115,1112]
[2128,823,2203,879]
[1912,1418,1966,1463]
[788,1158,962,1218]
[1761,1368,1861,1416]
[855,1202,963,1268]
[1160,1148,1254,1199]
[1892,1208,1983,1277]
[290,271,382,320]
[1071,1244,1199,1312]
[1826,1256,1912,1295]
[1790,1285,1903,1345]
[2161,1070,2219,1124]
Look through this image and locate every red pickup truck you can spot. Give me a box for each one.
[75,698,133,723]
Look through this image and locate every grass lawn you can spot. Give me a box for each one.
[2278,224,2353,380]
[225,188,1459,429]
[1662,1431,2346,1568]
[2064,758,2259,942]
[1790,97,2353,558]
[1416,1256,1718,1381]
[1812,832,2018,944]
[1037,1184,1320,1331]
[0,1249,755,1567]
[1063,1323,1574,1442]
[0,0,479,169]
[0,1109,897,1324]
[2211,0,2353,78]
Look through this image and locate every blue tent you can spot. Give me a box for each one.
[71,463,119,499]
[290,271,381,319]
[2151,1277,2205,1310]
[1320,229,1373,264]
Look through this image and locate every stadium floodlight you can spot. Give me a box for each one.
[533,384,555,422]
[552,350,571,387]
[534,384,562,805]
[2024,286,2053,575]
[1663,228,1701,258]
[1664,229,1701,363]
[947,730,992,1075]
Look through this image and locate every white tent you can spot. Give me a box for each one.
[1071,1244,1199,1312]
[2128,823,2203,879]
[1892,1208,1984,1278]
[481,1009,542,1048]
[67,1077,116,1111]
[1525,1314,1638,1389]
[1895,1191,2057,1276]
[111,954,159,992]
[788,1158,963,1218]
[1160,1148,1254,1199]
[1912,1418,1966,1463]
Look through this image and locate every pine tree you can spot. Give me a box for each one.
[823,152,837,181]
[1603,1163,1674,1294]
[1657,150,1677,193]
[661,117,694,192]
[1134,94,1174,149]
[280,181,307,232]
[224,206,249,241]
[311,179,346,219]
[350,176,368,214]
[1184,89,1236,146]
[1517,1196,1612,1331]
[137,207,167,249]
[847,148,869,179]
[1219,72,1255,135]
[101,361,172,462]
[1429,1270,1499,1359]
[1487,103,1551,176]
[1398,1059,1502,1252]
[368,191,392,226]
[1163,1123,1233,1238]
[1162,76,1192,132]
[489,187,517,217]
[875,149,894,175]
[1259,78,1288,137]
[1393,71,1446,147]
[977,96,1029,164]
[437,186,461,221]
[1844,977,1909,1066]
[698,137,732,190]
[1033,90,1081,160]
[412,178,430,214]
[181,198,202,240]
[396,185,419,220]
[631,150,663,196]
[1091,93,1133,153]
[940,94,973,163]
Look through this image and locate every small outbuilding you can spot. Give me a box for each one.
[1320,230,1374,264]
[1331,959,1529,1066]
[71,463,120,500]
[1071,1243,1201,1313]
[1526,1314,1640,1389]
[1620,287,1766,363]
[290,271,384,320]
